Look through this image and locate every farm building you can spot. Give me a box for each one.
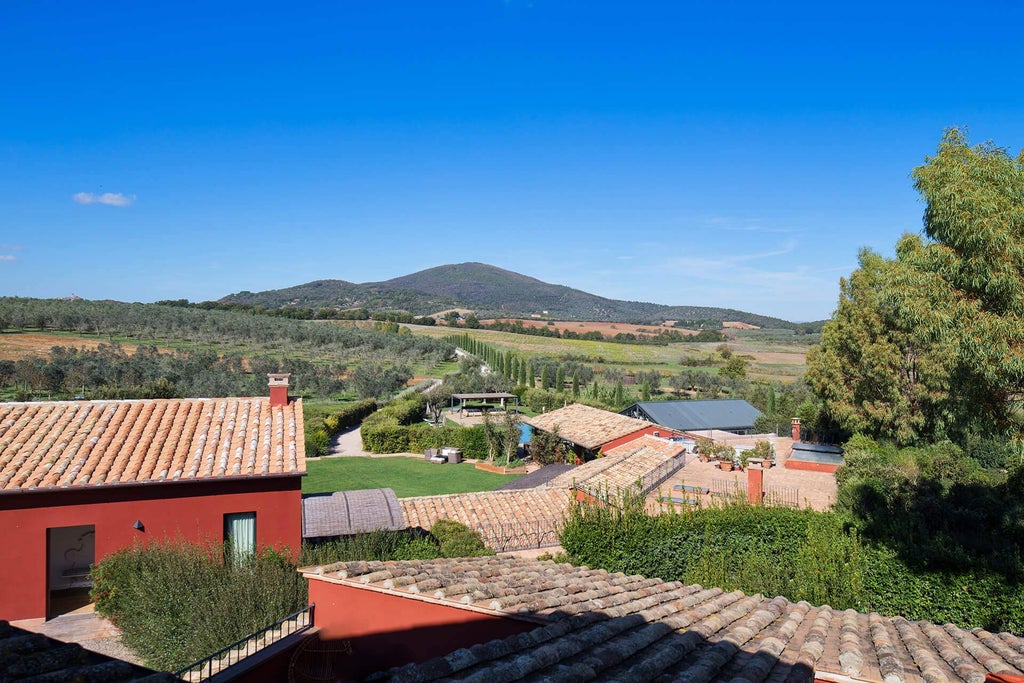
[526,403,681,461]
[621,398,762,435]
[0,374,305,621]
[300,555,1024,683]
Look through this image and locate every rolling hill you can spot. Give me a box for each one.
[220,262,798,328]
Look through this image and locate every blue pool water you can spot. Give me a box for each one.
[519,424,534,444]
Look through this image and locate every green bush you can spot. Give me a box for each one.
[91,540,307,672]
[304,399,379,458]
[559,496,1024,631]
[300,522,493,566]
[362,421,491,458]
[430,519,495,558]
[305,428,331,458]
[300,529,441,565]
[360,419,410,453]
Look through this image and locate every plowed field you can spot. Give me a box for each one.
[0,333,141,360]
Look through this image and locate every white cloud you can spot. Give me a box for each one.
[73,192,134,207]
[0,255,16,262]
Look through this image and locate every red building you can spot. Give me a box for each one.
[0,374,305,621]
[298,556,1024,683]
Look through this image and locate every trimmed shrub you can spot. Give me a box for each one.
[429,520,495,558]
[360,419,410,454]
[362,421,491,459]
[305,428,331,458]
[91,540,307,671]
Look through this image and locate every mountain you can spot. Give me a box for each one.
[220,262,796,327]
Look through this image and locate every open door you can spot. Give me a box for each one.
[46,524,95,620]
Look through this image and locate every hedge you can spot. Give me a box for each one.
[559,497,1023,632]
[300,521,493,566]
[91,540,307,671]
[361,420,494,459]
[305,398,378,458]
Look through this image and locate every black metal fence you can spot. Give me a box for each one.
[174,604,315,682]
[474,521,562,552]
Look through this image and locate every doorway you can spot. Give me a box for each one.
[46,524,95,619]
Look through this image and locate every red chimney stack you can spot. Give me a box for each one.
[791,417,801,442]
[747,467,764,506]
[268,373,290,407]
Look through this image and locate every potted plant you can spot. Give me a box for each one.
[752,440,774,469]
[737,448,750,471]
[695,437,713,463]
[717,445,736,471]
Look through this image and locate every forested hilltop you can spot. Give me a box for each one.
[0,297,452,401]
[221,262,802,327]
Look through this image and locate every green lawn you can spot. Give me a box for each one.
[303,457,523,497]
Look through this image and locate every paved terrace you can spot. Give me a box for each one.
[650,452,837,512]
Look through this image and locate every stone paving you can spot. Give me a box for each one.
[12,611,145,666]
[648,451,838,511]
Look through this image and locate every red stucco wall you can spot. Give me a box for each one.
[601,425,682,452]
[0,477,302,621]
[784,460,840,474]
[308,579,538,679]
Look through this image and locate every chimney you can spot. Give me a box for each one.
[747,466,764,505]
[268,373,290,407]
[791,417,801,442]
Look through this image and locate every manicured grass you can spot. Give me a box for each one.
[303,457,523,497]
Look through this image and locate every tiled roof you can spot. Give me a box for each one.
[0,397,305,492]
[544,435,686,493]
[399,489,571,551]
[624,399,762,432]
[526,404,652,450]
[0,620,174,682]
[300,556,1024,683]
[303,489,405,538]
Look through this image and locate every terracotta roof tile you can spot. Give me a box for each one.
[0,397,305,493]
[297,556,1024,683]
[0,620,173,681]
[543,435,686,495]
[399,489,571,551]
[526,404,654,450]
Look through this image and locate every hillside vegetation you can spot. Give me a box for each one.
[0,297,452,401]
[221,262,800,327]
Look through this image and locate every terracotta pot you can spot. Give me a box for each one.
[720,461,733,472]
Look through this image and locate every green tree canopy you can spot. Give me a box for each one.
[809,129,1024,444]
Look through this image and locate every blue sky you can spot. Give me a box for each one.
[2,1,1023,321]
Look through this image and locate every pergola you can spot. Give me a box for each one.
[450,392,519,416]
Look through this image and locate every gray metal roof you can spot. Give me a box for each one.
[621,399,761,432]
[302,488,405,538]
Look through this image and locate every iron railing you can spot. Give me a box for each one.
[639,453,689,495]
[174,604,314,682]
[474,521,562,552]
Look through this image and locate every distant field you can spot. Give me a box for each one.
[0,332,146,360]
[405,323,811,383]
[303,457,522,497]
[480,318,699,338]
